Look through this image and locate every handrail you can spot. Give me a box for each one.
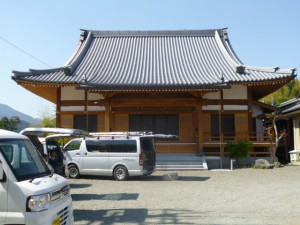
[203,131,271,143]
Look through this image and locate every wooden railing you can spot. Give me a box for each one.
[203,132,270,144]
[202,132,273,156]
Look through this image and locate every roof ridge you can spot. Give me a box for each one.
[244,66,296,74]
[81,28,226,37]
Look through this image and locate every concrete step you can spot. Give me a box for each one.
[156,165,205,170]
[156,153,208,170]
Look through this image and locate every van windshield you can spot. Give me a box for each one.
[0,138,51,182]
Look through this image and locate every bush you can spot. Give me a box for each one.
[226,141,252,166]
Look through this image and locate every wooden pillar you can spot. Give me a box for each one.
[247,87,253,133]
[56,87,61,127]
[219,90,224,156]
[196,100,203,154]
[104,102,111,132]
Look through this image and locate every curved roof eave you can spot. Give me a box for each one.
[11,28,297,89]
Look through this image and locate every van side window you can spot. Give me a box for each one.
[64,140,81,151]
[86,140,137,153]
[109,140,137,153]
[86,140,108,152]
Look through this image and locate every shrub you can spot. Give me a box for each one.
[226,141,252,166]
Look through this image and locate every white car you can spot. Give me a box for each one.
[20,127,89,177]
[0,129,73,225]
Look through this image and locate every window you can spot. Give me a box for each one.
[129,114,179,136]
[85,140,137,153]
[211,114,235,139]
[0,139,50,181]
[64,140,81,151]
[74,115,97,132]
[140,137,155,153]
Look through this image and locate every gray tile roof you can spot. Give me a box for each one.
[279,94,300,114]
[12,28,296,91]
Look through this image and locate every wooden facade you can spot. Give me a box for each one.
[12,29,296,157]
[50,84,275,156]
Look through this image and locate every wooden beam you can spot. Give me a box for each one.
[109,98,198,106]
[197,100,204,153]
[56,87,61,127]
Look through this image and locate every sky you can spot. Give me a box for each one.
[0,0,299,119]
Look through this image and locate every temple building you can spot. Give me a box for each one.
[12,28,296,158]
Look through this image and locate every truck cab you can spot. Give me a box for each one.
[0,129,73,225]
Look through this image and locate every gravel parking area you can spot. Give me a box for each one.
[70,165,300,225]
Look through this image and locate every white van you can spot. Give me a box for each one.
[0,129,73,225]
[64,132,156,181]
[20,127,89,177]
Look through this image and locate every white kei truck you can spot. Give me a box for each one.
[0,129,73,225]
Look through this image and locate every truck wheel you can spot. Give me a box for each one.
[113,166,128,181]
[68,165,80,178]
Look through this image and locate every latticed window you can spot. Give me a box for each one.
[211,114,235,139]
[74,115,97,132]
[129,114,179,136]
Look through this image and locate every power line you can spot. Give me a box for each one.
[0,35,53,68]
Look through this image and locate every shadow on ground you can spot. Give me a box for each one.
[71,175,210,182]
[134,175,210,182]
[74,208,199,225]
[72,193,139,201]
[70,183,92,189]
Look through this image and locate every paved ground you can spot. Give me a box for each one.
[69,165,300,225]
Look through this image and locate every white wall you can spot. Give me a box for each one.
[61,86,85,100]
[61,86,104,100]
[223,85,247,99]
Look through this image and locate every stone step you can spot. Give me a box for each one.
[156,153,208,170]
[156,165,205,170]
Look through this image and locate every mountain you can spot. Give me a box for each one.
[0,103,41,131]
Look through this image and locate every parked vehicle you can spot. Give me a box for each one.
[64,132,157,181]
[20,127,89,177]
[0,129,73,225]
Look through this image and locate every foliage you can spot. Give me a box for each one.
[261,79,300,106]
[57,137,74,148]
[0,116,20,131]
[41,116,56,127]
[226,141,252,166]
[40,106,56,127]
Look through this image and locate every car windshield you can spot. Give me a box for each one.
[0,138,51,181]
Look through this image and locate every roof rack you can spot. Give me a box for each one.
[89,131,178,139]
[89,131,153,138]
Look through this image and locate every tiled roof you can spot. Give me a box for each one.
[279,94,300,114]
[12,28,296,91]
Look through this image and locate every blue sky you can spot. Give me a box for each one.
[0,0,299,118]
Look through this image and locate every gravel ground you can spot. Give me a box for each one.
[69,165,300,225]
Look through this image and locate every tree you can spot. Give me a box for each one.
[262,112,287,164]
[226,141,252,166]
[261,79,300,106]
[0,116,20,131]
[41,115,56,127]
[40,105,56,127]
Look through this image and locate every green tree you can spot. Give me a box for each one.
[0,116,20,131]
[226,141,252,166]
[39,105,56,127]
[261,79,300,106]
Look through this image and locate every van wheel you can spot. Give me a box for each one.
[68,165,80,178]
[113,166,128,181]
